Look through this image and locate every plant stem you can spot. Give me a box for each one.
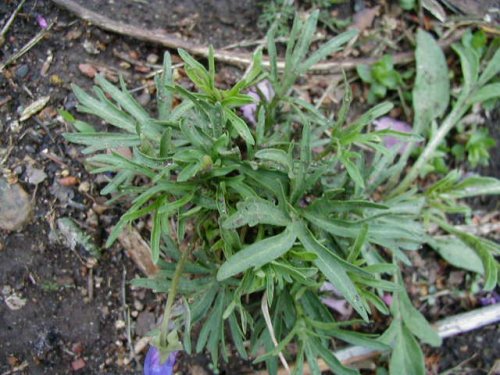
[159,248,189,347]
[390,96,469,197]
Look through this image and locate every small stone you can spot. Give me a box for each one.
[78,181,90,193]
[13,166,23,175]
[135,311,156,337]
[26,165,47,185]
[133,300,144,311]
[5,294,27,310]
[119,62,131,70]
[66,28,83,40]
[58,176,79,186]
[9,120,21,133]
[146,53,159,64]
[0,178,32,231]
[49,74,64,86]
[115,319,126,330]
[78,63,97,78]
[16,64,29,78]
[133,337,149,355]
[137,91,150,106]
[83,39,100,55]
[71,358,86,371]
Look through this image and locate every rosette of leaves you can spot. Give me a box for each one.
[64,11,500,375]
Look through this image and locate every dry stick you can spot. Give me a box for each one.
[261,293,291,374]
[256,303,500,375]
[0,0,27,42]
[50,0,463,74]
[0,23,53,72]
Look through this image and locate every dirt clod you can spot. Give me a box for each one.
[0,178,32,231]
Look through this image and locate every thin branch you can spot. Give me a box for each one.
[0,0,27,43]
[50,0,463,74]
[261,292,290,374]
[0,23,53,72]
[255,303,500,375]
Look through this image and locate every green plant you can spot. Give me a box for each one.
[258,0,350,37]
[258,0,295,37]
[357,55,411,104]
[451,126,496,168]
[63,12,500,375]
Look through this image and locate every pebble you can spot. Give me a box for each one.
[0,178,32,231]
[15,64,29,78]
[146,53,159,64]
[115,319,126,330]
[135,311,156,337]
[133,300,144,311]
[71,358,86,371]
[26,165,47,185]
[24,145,36,154]
[78,181,90,193]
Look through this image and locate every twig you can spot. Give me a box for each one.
[440,353,478,375]
[261,292,290,374]
[0,360,29,375]
[50,0,464,74]
[255,303,500,375]
[0,0,27,43]
[112,49,162,70]
[0,22,53,72]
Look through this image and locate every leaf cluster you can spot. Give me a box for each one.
[64,14,500,375]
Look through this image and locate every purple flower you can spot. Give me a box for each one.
[320,282,352,318]
[36,15,48,29]
[373,116,413,154]
[144,346,177,375]
[382,293,393,306]
[321,297,352,317]
[479,291,500,306]
[241,80,274,125]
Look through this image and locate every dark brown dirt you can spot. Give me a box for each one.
[0,1,498,374]
[77,0,263,48]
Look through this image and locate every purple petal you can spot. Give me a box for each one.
[240,80,274,125]
[382,294,393,306]
[479,292,500,306]
[320,282,341,296]
[321,297,352,318]
[373,116,413,154]
[256,80,274,102]
[144,347,177,375]
[36,15,48,29]
[241,101,258,125]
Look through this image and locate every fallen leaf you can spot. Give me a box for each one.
[19,96,50,122]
